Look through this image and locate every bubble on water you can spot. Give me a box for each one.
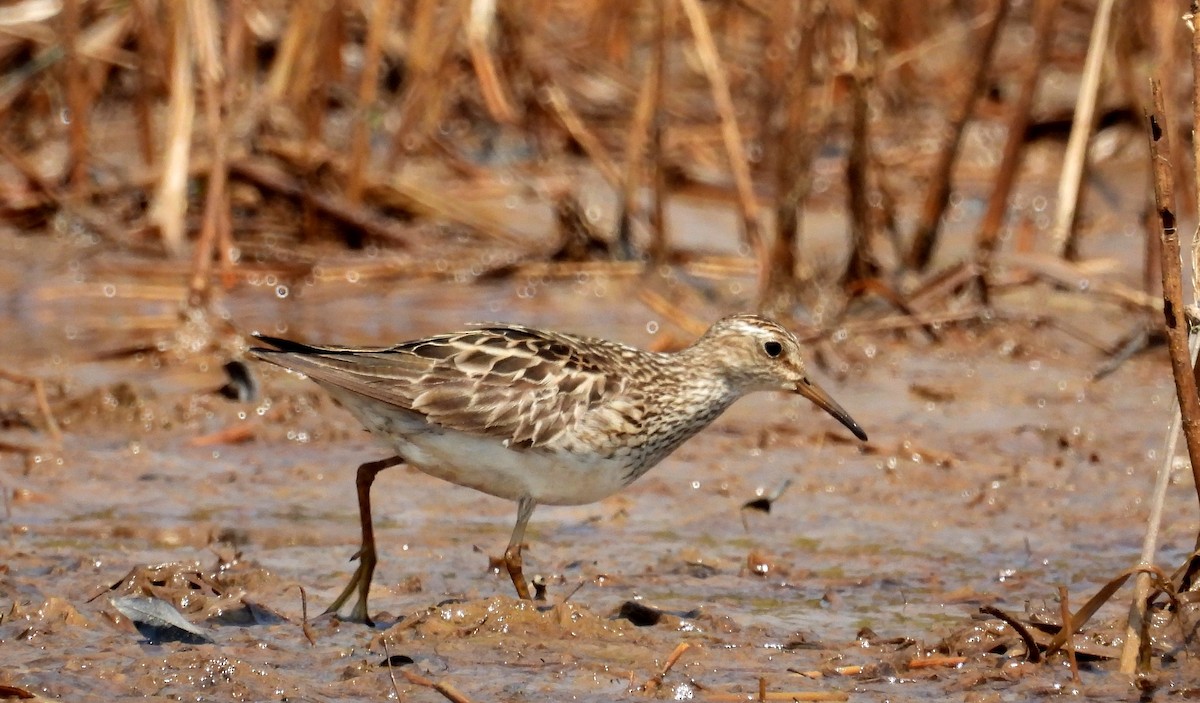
[646,320,659,334]
[102,283,116,298]
[276,285,289,298]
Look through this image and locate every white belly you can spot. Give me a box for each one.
[328,388,634,505]
[390,429,631,505]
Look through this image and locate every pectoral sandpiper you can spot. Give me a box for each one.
[251,314,867,624]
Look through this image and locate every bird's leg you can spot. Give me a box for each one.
[324,455,404,624]
[503,496,537,601]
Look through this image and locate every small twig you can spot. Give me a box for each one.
[1058,586,1081,685]
[703,690,848,702]
[0,369,62,444]
[289,584,316,646]
[639,641,690,693]
[979,605,1041,663]
[401,669,476,703]
[381,640,403,702]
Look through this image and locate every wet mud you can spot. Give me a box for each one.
[3,225,1199,701]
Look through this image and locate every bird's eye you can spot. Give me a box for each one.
[763,341,783,358]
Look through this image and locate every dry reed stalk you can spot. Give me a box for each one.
[648,0,672,263]
[148,0,194,257]
[466,0,516,123]
[387,0,470,165]
[881,8,992,76]
[975,0,1060,301]
[1150,2,1194,219]
[346,0,393,203]
[264,2,316,103]
[678,0,764,264]
[760,0,817,314]
[1118,78,1200,675]
[0,369,62,444]
[130,0,158,166]
[1191,2,1200,283]
[1049,0,1117,260]
[186,0,234,308]
[617,8,661,259]
[1058,585,1081,685]
[905,0,1007,272]
[228,158,415,248]
[0,136,122,241]
[543,82,622,187]
[60,0,88,192]
[215,0,245,287]
[842,3,880,288]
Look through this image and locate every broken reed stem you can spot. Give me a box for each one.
[678,0,764,262]
[1190,3,1200,306]
[1120,79,1200,675]
[1148,78,1200,531]
[906,0,1007,271]
[976,0,1060,300]
[640,641,690,692]
[1049,0,1117,260]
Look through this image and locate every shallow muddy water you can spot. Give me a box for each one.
[2,218,1199,701]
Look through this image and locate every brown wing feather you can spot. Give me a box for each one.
[252,326,619,449]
